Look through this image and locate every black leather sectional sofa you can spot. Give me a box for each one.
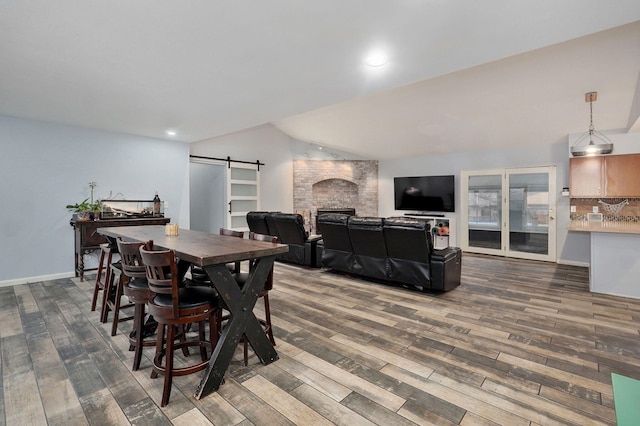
[246,211,322,267]
[318,214,462,292]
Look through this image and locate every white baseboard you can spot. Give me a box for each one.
[557,259,590,268]
[0,271,77,288]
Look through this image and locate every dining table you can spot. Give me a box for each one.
[96,224,289,399]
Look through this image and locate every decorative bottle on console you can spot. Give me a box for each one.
[153,192,161,217]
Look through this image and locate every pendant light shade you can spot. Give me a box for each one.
[570,92,613,157]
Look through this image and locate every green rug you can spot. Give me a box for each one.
[612,373,640,425]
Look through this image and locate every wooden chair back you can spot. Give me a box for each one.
[219,228,244,238]
[220,228,244,273]
[248,232,277,291]
[139,246,180,319]
[116,239,151,280]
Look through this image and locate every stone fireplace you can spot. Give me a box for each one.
[293,160,378,233]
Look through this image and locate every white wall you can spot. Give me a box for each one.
[379,140,590,265]
[0,115,190,284]
[190,124,296,213]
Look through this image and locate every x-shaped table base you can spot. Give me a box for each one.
[195,255,278,398]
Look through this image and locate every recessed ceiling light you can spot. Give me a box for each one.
[365,52,387,67]
[166,130,176,136]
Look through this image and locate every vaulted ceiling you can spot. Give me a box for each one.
[2,2,640,160]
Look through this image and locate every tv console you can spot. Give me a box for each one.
[402,214,456,249]
[405,212,445,217]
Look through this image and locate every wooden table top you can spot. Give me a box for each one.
[97,225,289,266]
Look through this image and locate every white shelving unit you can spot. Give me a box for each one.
[227,165,260,232]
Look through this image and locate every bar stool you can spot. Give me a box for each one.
[91,238,118,322]
[139,245,220,407]
[102,262,135,336]
[233,232,277,365]
[116,238,158,371]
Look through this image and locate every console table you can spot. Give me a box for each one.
[70,217,170,281]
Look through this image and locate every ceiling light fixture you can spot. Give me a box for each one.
[166,130,177,136]
[570,92,613,157]
[365,51,387,67]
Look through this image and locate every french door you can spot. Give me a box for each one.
[461,166,556,262]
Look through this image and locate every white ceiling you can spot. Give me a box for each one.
[2,1,640,160]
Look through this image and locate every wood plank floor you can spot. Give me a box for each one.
[2,253,640,425]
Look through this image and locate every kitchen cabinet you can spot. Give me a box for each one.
[570,154,640,198]
[569,157,603,197]
[604,154,640,197]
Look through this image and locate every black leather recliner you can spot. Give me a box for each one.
[348,216,388,281]
[383,217,434,290]
[246,211,272,236]
[317,214,354,272]
[383,217,461,291]
[265,213,280,240]
[318,214,462,292]
[273,213,312,266]
[246,211,321,267]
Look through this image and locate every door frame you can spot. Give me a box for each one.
[461,166,557,262]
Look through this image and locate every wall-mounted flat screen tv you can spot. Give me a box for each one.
[394,175,455,212]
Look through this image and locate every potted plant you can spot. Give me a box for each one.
[67,182,101,220]
[66,198,101,220]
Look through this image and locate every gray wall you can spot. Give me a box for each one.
[0,115,190,284]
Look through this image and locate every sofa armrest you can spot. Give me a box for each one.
[431,247,459,262]
[304,237,322,268]
[430,247,462,291]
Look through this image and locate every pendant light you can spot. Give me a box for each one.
[570,92,613,157]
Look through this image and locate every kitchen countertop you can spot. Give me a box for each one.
[568,220,640,234]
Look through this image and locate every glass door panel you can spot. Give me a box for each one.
[466,173,503,253]
[506,168,556,261]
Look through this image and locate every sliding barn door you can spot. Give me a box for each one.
[226,163,260,231]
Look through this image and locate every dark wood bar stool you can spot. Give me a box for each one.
[91,237,119,322]
[233,232,277,365]
[139,245,220,407]
[116,238,157,371]
[103,263,134,336]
